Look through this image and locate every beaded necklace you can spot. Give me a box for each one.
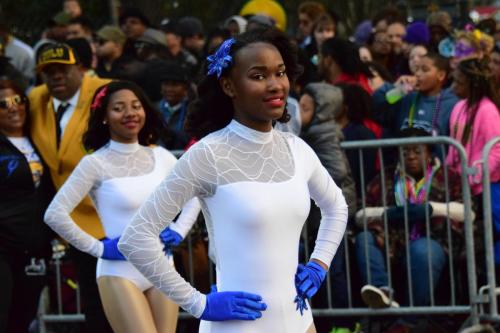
[394,160,439,240]
[394,162,437,206]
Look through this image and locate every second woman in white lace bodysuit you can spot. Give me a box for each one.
[119,29,349,332]
[44,81,200,333]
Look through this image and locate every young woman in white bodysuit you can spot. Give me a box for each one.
[44,81,200,333]
[119,28,349,333]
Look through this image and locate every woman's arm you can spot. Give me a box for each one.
[44,155,103,257]
[303,140,349,268]
[169,197,202,239]
[119,142,217,318]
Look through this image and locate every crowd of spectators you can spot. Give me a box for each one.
[1,0,499,332]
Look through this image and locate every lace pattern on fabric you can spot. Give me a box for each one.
[44,142,157,258]
[206,125,295,185]
[118,120,348,318]
[119,121,298,317]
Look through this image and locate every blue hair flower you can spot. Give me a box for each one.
[207,38,236,78]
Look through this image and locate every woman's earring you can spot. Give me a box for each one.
[102,120,107,125]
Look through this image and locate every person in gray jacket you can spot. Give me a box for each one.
[299,82,356,217]
[298,82,357,332]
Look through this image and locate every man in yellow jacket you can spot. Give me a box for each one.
[29,43,112,332]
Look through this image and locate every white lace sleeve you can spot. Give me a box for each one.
[302,140,348,267]
[169,197,201,238]
[119,142,217,318]
[44,155,104,258]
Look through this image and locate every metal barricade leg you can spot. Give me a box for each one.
[479,138,500,323]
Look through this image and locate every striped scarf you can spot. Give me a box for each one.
[394,158,440,240]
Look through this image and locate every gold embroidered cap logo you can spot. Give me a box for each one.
[36,43,77,71]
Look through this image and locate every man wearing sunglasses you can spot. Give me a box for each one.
[28,43,112,332]
[95,25,127,79]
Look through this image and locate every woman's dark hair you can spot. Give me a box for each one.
[366,61,394,83]
[185,28,303,139]
[456,59,500,143]
[204,27,232,56]
[83,81,168,151]
[320,37,373,78]
[66,38,92,69]
[336,83,372,124]
[0,79,30,135]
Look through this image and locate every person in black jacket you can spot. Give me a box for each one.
[0,80,54,333]
[158,62,193,150]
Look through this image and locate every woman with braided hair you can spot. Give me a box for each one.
[118,28,348,332]
[446,58,500,273]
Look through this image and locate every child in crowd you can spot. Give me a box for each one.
[446,59,500,273]
[373,52,459,138]
[355,128,469,331]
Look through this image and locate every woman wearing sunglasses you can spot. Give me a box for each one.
[0,79,55,333]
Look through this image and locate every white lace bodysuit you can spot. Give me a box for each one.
[119,120,348,332]
[44,140,200,289]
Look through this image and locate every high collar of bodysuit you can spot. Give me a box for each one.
[108,140,141,154]
[227,119,274,144]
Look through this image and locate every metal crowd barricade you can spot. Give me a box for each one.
[175,137,480,328]
[37,241,85,333]
[35,137,486,330]
[300,136,479,328]
[478,137,500,323]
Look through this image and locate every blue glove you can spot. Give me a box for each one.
[385,203,433,225]
[294,261,327,315]
[101,237,126,260]
[160,227,183,247]
[295,261,327,298]
[159,227,183,255]
[200,291,267,321]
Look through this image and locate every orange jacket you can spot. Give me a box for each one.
[29,74,110,238]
